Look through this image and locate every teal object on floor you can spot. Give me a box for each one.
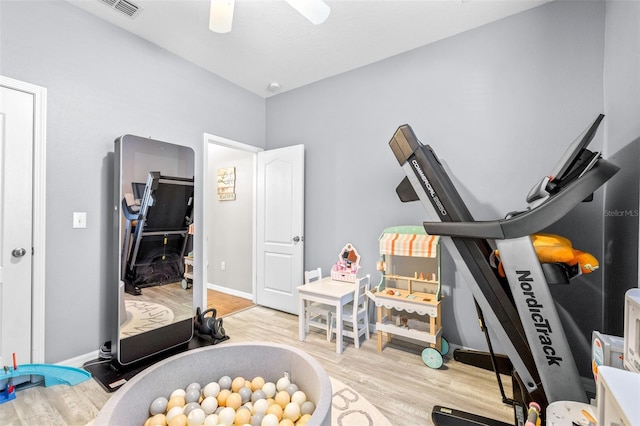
[421,347,444,369]
[440,336,450,355]
[0,364,91,387]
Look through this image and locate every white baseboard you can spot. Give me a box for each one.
[207,283,253,301]
[57,350,101,368]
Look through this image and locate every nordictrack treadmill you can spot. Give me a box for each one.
[388,115,619,424]
[121,171,194,295]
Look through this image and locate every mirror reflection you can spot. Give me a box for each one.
[116,136,195,341]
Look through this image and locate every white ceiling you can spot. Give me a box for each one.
[67,0,551,98]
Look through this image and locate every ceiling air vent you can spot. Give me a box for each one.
[99,0,143,19]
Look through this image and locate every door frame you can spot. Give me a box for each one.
[0,76,47,363]
[201,133,262,309]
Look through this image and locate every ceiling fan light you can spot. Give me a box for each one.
[285,0,330,25]
[209,0,235,33]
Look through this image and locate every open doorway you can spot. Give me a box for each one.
[202,133,305,315]
[203,134,260,313]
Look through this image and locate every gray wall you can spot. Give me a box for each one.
[602,0,640,337]
[207,145,254,296]
[604,139,639,336]
[0,0,265,363]
[603,0,640,156]
[2,0,638,377]
[266,0,615,374]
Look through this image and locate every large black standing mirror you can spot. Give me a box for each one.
[113,135,195,366]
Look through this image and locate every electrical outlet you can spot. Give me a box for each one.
[221,261,226,271]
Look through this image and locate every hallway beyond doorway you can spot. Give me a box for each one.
[207,289,254,317]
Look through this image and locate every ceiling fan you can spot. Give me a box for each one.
[209,0,330,33]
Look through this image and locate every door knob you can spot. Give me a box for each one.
[12,248,27,258]
[293,236,300,243]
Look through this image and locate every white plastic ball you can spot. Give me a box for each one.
[276,376,291,392]
[262,382,276,398]
[202,382,221,398]
[283,402,301,422]
[218,406,236,426]
[166,405,185,423]
[203,414,219,426]
[291,391,306,406]
[187,407,206,426]
[171,388,187,399]
[200,396,218,415]
[252,398,269,415]
[261,413,279,426]
[149,396,168,415]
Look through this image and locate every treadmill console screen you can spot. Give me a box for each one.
[526,114,604,202]
[550,114,604,183]
[132,182,146,202]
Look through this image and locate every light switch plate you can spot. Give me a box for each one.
[73,212,87,228]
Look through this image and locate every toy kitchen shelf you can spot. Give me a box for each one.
[366,225,447,368]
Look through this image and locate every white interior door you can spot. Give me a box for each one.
[0,86,34,365]
[256,145,304,314]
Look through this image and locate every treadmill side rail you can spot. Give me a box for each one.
[496,237,587,403]
[401,160,543,401]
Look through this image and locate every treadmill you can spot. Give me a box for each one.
[388,114,619,425]
[121,171,194,295]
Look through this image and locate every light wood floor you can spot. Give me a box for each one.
[0,304,515,426]
[121,286,253,339]
[206,289,255,316]
[124,286,255,318]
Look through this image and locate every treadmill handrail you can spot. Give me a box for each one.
[121,198,141,221]
[423,158,619,239]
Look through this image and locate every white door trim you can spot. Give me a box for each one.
[201,133,262,309]
[0,76,47,363]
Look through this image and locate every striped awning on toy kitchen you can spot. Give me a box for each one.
[379,225,439,258]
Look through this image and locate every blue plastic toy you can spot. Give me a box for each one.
[0,384,16,404]
[0,363,91,404]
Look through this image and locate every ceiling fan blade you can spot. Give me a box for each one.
[285,0,330,25]
[209,0,235,33]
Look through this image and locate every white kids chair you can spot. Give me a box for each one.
[304,267,335,341]
[330,274,371,349]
